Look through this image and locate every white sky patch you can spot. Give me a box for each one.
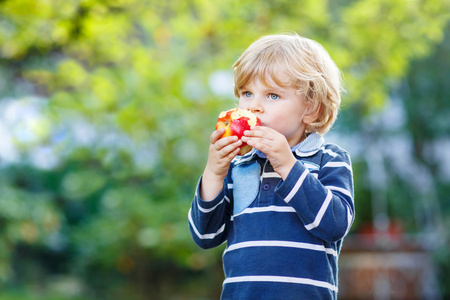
[208,70,235,98]
[0,97,51,166]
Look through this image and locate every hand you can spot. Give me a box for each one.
[201,128,242,201]
[242,126,297,180]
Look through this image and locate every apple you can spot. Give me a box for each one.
[216,108,262,156]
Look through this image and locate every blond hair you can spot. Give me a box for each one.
[233,33,343,135]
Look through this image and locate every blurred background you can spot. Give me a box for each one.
[0,0,449,299]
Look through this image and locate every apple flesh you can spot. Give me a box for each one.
[216,108,262,156]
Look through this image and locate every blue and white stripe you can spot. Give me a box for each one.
[188,133,354,299]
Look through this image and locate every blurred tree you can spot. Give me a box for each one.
[0,0,449,299]
[398,23,450,295]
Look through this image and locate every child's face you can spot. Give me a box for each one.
[238,73,310,147]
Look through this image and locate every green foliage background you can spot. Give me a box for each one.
[1,0,450,299]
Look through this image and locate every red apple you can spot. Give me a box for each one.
[216,108,262,156]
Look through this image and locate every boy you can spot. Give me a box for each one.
[188,33,354,299]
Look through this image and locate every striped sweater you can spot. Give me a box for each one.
[188,133,354,299]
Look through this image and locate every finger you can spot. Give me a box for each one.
[249,125,269,132]
[244,126,273,137]
[214,143,242,162]
[218,139,242,156]
[214,136,239,151]
[225,146,242,161]
[242,131,274,143]
[243,137,266,149]
[210,128,225,143]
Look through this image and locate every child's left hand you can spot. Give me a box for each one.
[242,126,297,180]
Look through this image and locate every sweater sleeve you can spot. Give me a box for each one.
[188,176,232,249]
[275,149,354,242]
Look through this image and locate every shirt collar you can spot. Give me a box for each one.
[293,132,324,157]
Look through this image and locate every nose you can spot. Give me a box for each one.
[248,96,264,114]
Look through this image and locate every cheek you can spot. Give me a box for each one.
[237,97,248,109]
[276,111,303,129]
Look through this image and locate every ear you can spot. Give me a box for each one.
[303,103,321,125]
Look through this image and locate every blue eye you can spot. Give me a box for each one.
[269,94,279,100]
[244,91,252,98]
